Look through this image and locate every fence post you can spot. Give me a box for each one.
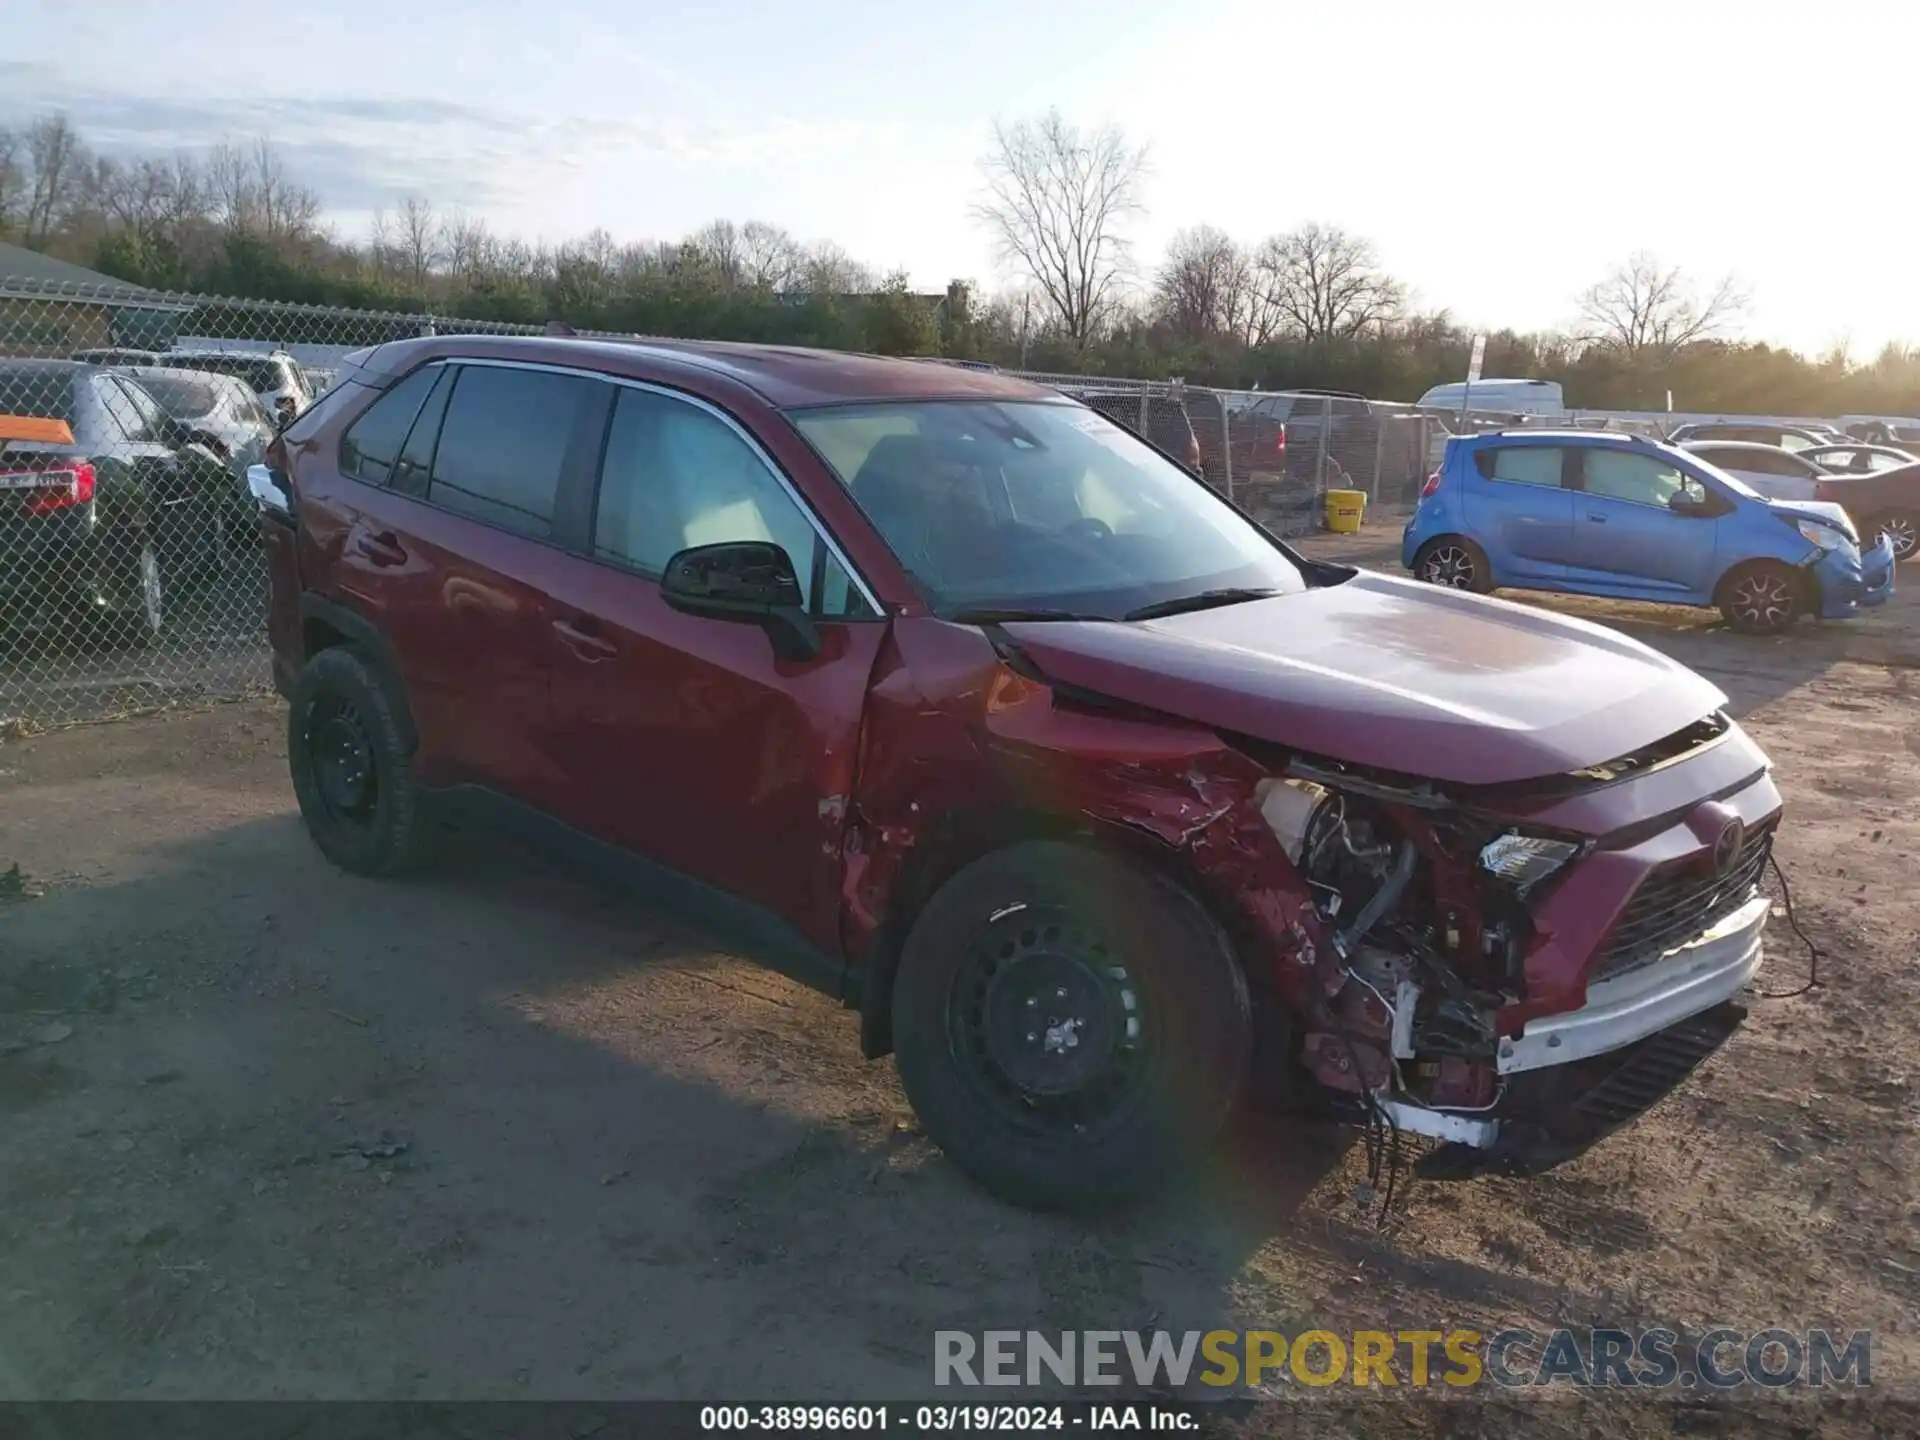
[1315,395,1331,489]
[1219,390,1234,505]
[1370,414,1386,504]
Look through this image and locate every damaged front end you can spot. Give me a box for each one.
[848,616,1783,1182]
[1224,712,1781,1178]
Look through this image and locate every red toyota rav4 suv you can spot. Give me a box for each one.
[251,336,1784,1211]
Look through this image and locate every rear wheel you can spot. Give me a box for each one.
[101,540,165,650]
[1413,536,1492,593]
[287,646,436,876]
[1869,508,1917,563]
[1718,560,1804,634]
[890,842,1250,1212]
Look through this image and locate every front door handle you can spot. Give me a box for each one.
[355,531,408,566]
[553,617,617,660]
[1585,514,1608,524]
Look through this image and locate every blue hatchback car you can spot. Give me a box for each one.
[1401,430,1895,634]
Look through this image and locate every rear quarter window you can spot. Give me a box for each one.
[1473,446,1564,486]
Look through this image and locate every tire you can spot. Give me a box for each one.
[1869,509,1918,564]
[891,841,1251,1212]
[1412,536,1493,593]
[102,540,165,650]
[1717,560,1804,635]
[286,646,436,876]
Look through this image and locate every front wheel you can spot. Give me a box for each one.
[1718,561,1804,634]
[1412,536,1493,593]
[891,842,1251,1212]
[1869,509,1917,563]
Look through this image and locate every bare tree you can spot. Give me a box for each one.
[795,240,875,296]
[972,109,1148,345]
[739,220,799,290]
[1152,225,1247,338]
[0,126,27,237]
[439,210,496,287]
[395,195,440,290]
[690,220,745,288]
[1252,222,1403,346]
[23,113,86,247]
[1577,252,1747,355]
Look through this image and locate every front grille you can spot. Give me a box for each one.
[1591,825,1773,982]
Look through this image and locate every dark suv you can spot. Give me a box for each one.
[253,336,1786,1210]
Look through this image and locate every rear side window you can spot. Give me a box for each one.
[1473,446,1564,486]
[389,367,455,498]
[427,365,590,540]
[339,366,440,485]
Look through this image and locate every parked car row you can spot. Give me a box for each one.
[242,335,1804,1212]
[1,360,241,647]
[73,346,320,423]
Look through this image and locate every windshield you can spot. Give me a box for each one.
[791,400,1306,616]
[162,355,284,394]
[128,372,220,419]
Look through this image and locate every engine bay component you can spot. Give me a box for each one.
[1479,832,1582,892]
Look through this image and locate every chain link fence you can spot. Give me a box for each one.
[1014,371,1444,530]
[0,275,1448,729]
[0,279,550,729]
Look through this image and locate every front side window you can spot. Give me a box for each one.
[1475,446,1563,486]
[592,387,868,616]
[1582,450,1689,506]
[339,365,440,485]
[427,366,589,539]
[790,400,1306,615]
[1775,432,1816,453]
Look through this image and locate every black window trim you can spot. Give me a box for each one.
[451,357,884,617]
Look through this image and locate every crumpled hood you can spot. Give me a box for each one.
[1003,573,1728,786]
[1768,497,1857,538]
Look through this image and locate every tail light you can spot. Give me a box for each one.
[1420,469,1443,498]
[1275,423,1288,457]
[6,460,97,515]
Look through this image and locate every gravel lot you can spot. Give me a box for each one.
[2,521,1916,1434]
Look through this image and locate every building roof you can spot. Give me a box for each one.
[0,242,183,306]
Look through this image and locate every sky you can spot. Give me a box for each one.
[7,0,1917,356]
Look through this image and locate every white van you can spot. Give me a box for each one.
[1416,378,1564,416]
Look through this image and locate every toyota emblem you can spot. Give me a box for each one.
[1713,817,1746,876]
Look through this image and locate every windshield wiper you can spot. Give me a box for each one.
[1122,587,1284,622]
[945,606,1112,625]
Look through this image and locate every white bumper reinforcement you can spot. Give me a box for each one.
[1497,892,1771,1076]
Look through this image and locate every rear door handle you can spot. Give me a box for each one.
[355,532,408,566]
[1585,514,1608,524]
[553,617,617,660]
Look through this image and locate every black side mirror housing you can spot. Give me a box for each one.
[659,541,820,661]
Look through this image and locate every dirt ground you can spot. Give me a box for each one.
[3,521,1917,1432]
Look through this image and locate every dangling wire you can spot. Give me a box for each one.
[1753,852,1822,1000]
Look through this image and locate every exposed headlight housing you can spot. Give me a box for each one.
[1479,833,1582,890]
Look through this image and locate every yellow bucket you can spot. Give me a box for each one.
[1324,488,1366,534]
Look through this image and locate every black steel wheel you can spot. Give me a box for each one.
[287,647,436,875]
[892,842,1250,1212]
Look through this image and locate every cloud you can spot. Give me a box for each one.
[0,61,865,222]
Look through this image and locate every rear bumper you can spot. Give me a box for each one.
[1813,534,1895,618]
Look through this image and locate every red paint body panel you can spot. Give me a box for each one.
[1004,576,1727,785]
[541,558,886,954]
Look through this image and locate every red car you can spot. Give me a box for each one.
[251,336,1784,1211]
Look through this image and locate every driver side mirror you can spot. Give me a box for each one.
[660,540,820,661]
[1669,483,1713,517]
